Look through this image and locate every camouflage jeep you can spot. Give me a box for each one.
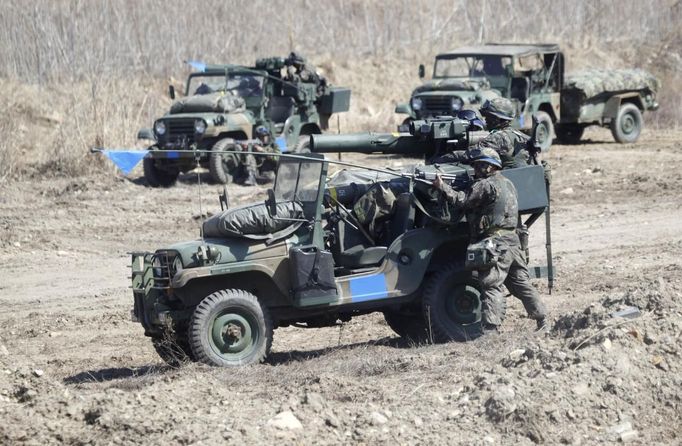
[138,57,350,187]
[396,44,563,151]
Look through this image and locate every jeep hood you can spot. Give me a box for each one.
[164,237,288,268]
[413,77,488,94]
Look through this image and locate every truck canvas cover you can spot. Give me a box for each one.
[564,69,660,99]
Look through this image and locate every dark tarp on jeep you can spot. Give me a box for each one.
[203,201,304,240]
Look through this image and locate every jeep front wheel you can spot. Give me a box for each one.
[209,138,239,184]
[611,103,642,143]
[534,111,554,153]
[143,157,179,187]
[422,263,487,342]
[189,289,273,367]
[293,135,312,153]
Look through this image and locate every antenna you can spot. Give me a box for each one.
[195,149,205,242]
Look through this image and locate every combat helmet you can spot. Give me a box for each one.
[255,125,270,136]
[469,147,502,169]
[480,98,515,121]
[286,52,305,65]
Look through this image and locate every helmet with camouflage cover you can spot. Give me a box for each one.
[480,98,515,121]
[469,147,502,169]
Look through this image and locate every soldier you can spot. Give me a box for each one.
[432,98,531,169]
[241,126,280,186]
[432,147,548,333]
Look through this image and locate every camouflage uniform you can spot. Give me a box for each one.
[432,97,531,169]
[243,137,280,186]
[438,149,546,329]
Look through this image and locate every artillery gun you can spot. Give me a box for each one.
[130,116,551,367]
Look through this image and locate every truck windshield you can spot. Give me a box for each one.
[274,159,323,203]
[186,73,264,97]
[434,55,511,78]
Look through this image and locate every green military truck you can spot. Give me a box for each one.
[130,116,552,367]
[138,58,350,187]
[395,43,659,150]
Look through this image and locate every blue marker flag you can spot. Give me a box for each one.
[102,150,149,175]
[185,60,207,72]
[275,136,288,153]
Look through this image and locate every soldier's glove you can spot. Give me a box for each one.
[541,160,552,185]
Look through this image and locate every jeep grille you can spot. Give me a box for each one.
[163,118,196,144]
[422,96,455,116]
[152,251,179,289]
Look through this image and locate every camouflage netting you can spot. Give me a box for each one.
[170,92,245,114]
[564,69,660,99]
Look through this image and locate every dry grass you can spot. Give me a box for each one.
[0,0,680,181]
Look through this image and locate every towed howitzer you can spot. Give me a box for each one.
[311,114,483,159]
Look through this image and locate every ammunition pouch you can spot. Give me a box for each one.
[465,237,499,270]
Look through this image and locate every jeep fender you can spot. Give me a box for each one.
[604,93,644,119]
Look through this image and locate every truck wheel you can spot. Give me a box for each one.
[293,135,312,153]
[151,331,194,367]
[534,111,554,152]
[209,138,239,184]
[422,263,486,342]
[189,289,273,367]
[610,103,642,143]
[143,157,179,187]
[383,309,429,343]
[555,124,584,145]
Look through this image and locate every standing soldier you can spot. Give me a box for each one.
[432,147,548,333]
[241,126,280,186]
[432,98,531,169]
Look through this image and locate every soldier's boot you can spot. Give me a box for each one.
[535,317,549,333]
[243,170,257,187]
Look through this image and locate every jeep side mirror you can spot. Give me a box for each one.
[418,64,425,79]
[266,189,277,217]
[168,85,175,100]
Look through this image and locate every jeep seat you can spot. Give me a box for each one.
[337,245,387,269]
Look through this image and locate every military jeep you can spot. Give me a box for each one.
[138,57,350,187]
[131,118,550,367]
[396,44,659,151]
[396,44,563,151]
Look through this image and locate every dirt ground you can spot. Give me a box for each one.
[1,127,681,445]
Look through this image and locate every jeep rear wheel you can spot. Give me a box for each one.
[143,157,179,187]
[422,263,486,342]
[534,111,554,153]
[209,138,239,184]
[383,308,429,344]
[555,124,584,145]
[611,103,642,143]
[189,289,273,367]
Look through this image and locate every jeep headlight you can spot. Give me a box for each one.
[411,97,423,111]
[194,119,207,135]
[450,97,464,112]
[154,120,166,136]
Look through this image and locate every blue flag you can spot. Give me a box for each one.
[185,60,207,72]
[102,150,149,175]
[275,136,288,153]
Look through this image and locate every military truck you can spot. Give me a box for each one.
[130,115,551,367]
[138,57,350,187]
[396,43,659,150]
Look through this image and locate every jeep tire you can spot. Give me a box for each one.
[209,138,239,184]
[611,103,642,143]
[143,157,179,187]
[189,289,273,367]
[422,262,489,342]
[534,111,555,152]
[383,308,429,343]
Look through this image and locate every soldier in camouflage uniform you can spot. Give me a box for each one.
[241,126,280,186]
[432,147,547,333]
[432,98,531,169]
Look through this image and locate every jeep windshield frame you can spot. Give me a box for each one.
[185,72,265,98]
[273,154,326,215]
[433,55,512,79]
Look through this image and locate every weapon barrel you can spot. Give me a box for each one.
[310,133,433,155]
